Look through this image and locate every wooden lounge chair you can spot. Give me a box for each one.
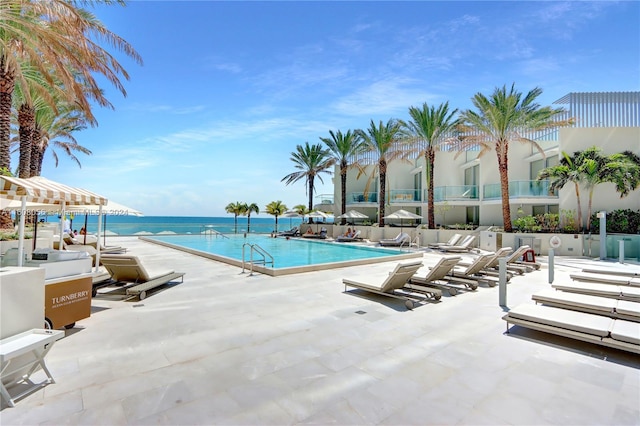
[99,254,185,300]
[449,253,500,287]
[343,260,441,310]
[409,255,477,296]
[379,232,410,247]
[457,247,514,281]
[570,271,640,287]
[503,303,640,355]
[551,281,640,302]
[427,233,461,249]
[438,235,476,252]
[532,289,640,322]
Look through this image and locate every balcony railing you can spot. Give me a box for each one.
[389,189,422,203]
[483,180,558,200]
[349,192,378,203]
[433,185,479,202]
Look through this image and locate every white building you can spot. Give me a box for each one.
[328,92,640,229]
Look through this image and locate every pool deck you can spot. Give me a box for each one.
[1,236,639,424]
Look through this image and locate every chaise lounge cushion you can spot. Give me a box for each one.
[507,304,614,337]
[610,320,640,345]
[533,289,617,314]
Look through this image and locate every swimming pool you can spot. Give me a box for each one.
[141,234,422,276]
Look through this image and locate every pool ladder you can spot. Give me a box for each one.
[200,225,229,239]
[242,243,274,275]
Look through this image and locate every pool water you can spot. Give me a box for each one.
[144,234,421,275]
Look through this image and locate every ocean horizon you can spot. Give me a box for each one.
[40,214,317,236]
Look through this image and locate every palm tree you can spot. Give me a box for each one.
[293,204,310,217]
[460,84,571,232]
[281,142,333,214]
[538,151,585,230]
[357,119,404,226]
[225,201,245,234]
[320,129,364,225]
[265,200,287,233]
[0,0,142,172]
[402,102,459,229]
[242,202,260,233]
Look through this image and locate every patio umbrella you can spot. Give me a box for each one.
[336,209,368,225]
[383,209,423,232]
[307,210,328,232]
[283,210,302,229]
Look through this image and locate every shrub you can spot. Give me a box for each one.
[590,209,640,234]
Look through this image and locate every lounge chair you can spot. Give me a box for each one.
[99,254,185,300]
[581,268,640,278]
[277,226,299,237]
[409,255,478,295]
[570,271,640,287]
[503,303,640,355]
[343,260,441,310]
[438,234,476,252]
[532,289,640,322]
[336,230,362,243]
[427,233,461,249]
[379,232,410,247]
[457,247,514,281]
[449,253,501,287]
[552,281,640,302]
[503,245,535,274]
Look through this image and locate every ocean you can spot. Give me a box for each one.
[40,215,310,236]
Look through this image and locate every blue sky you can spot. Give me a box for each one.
[28,1,640,217]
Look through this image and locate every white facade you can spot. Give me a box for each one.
[330,92,640,228]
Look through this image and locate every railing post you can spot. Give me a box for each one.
[499,257,507,307]
[619,240,625,264]
[548,248,554,284]
[598,211,606,260]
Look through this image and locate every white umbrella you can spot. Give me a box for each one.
[306,210,328,232]
[336,209,368,224]
[383,209,423,232]
[283,210,301,229]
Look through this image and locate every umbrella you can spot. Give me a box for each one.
[283,210,302,229]
[383,209,423,232]
[336,209,368,225]
[307,210,328,233]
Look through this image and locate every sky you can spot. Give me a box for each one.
[21,0,640,217]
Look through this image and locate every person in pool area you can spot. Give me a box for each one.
[344,227,352,237]
[305,227,314,235]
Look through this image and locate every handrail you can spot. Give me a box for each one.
[200,225,229,239]
[242,243,274,276]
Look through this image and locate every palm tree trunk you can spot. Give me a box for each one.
[340,162,347,225]
[30,128,42,177]
[378,159,387,226]
[247,214,251,233]
[18,104,35,178]
[0,57,14,170]
[497,147,512,232]
[234,214,238,234]
[586,189,595,232]
[308,175,315,212]
[573,183,583,231]
[426,149,435,229]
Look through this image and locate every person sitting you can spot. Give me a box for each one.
[344,227,352,237]
[320,227,327,237]
[79,227,87,235]
[305,227,314,235]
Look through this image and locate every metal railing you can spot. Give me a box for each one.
[200,225,229,238]
[242,243,274,275]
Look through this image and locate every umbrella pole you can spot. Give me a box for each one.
[83,214,88,245]
[103,214,107,247]
[32,212,38,251]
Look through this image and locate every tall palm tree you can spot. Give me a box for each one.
[243,202,260,233]
[265,200,287,233]
[281,142,333,214]
[357,119,404,226]
[460,84,571,232]
[0,0,142,172]
[538,151,585,230]
[293,204,310,217]
[320,129,364,225]
[225,201,245,234]
[402,102,459,229]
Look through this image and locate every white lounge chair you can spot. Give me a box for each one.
[99,255,185,300]
[581,268,640,278]
[438,235,476,252]
[532,289,640,322]
[343,260,441,309]
[570,272,640,287]
[503,303,640,355]
[427,234,461,249]
[449,253,500,287]
[336,230,362,242]
[408,255,477,296]
[552,281,640,302]
[379,232,411,247]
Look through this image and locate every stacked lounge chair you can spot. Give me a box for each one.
[427,233,461,249]
[438,234,476,253]
[342,260,442,310]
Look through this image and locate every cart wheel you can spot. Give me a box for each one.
[488,281,496,287]
[92,287,97,297]
[434,293,442,301]
[44,318,53,330]
[64,323,76,330]
[139,291,147,300]
[405,300,415,310]
[470,284,478,291]
[448,288,458,296]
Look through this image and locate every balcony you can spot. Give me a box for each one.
[349,192,378,203]
[433,185,479,202]
[483,180,558,200]
[389,189,422,203]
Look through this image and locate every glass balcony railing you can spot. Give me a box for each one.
[389,189,422,203]
[349,192,378,203]
[433,185,479,202]
[483,180,558,200]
